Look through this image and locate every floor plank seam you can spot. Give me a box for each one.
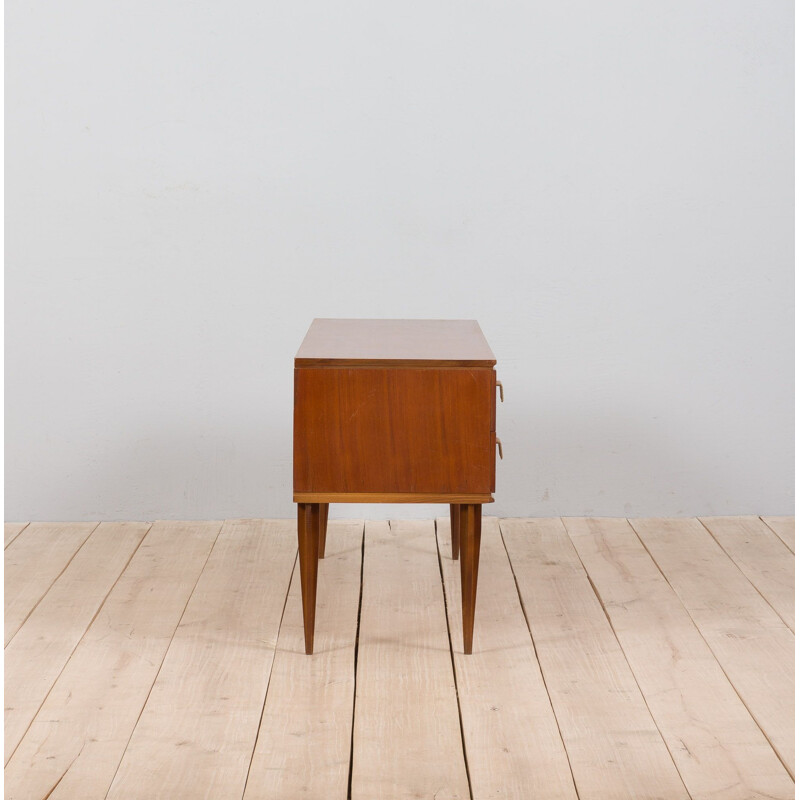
[39,743,85,800]
[5,523,152,768]
[498,519,581,800]
[101,521,224,800]
[581,557,693,799]
[434,518,474,800]
[4,522,30,550]
[6,516,794,797]
[241,547,299,800]
[696,517,794,633]
[346,522,366,800]
[626,518,796,780]
[760,517,794,554]
[5,521,102,651]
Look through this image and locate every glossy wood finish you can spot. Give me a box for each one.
[449,503,461,560]
[296,318,496,367]
[294,319,497,655]
[319,503,329,559]
[294,492,493,503]
[294,367,495,495]
[459,504,482,654]
[297,503,320,654]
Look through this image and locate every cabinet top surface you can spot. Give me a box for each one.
[295,318,496,367]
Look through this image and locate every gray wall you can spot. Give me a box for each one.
[6,1,793,521]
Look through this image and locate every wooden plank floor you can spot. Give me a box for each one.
[4,516,794,800]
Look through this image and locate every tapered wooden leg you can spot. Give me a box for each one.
[319,503,329,559]
[449,503,461,560]
[459,504,482,655]
[297,503,320,654]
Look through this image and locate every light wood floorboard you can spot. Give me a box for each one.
[631,517,795,777]
[4,522,149,764]
[4,521,221,800]
[700,516,794,632]
[501,517,691,800]
[106,519,297,800]
[4,515,794,800]
[437,516,578,800]
[565,517,794,800]
[350,519,470,800]
[4,523,28,550]
[761,516,794,552]
[244,520,363,800]
[5,522,98,645]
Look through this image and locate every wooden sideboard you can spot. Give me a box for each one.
[293,318,501,654]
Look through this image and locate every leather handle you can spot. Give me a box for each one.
[496,381,504,402]
[495,436,503,460]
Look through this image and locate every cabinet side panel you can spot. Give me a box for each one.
[294,368,493,494]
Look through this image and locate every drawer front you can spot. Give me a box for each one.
[294,367,495,494]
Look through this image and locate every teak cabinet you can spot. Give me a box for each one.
[293,318,501,654]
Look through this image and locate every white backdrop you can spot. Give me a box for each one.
[6,1,793,521]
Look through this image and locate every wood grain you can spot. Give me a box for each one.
[297,503,321,653]
[700,516,794,631]
[106,520,297,800]
[4,521,221,800]
[244,520,363,800]
[458,503,482,654]
[4,523,28,549]
[296,318,496,367]
[566,517,794,799]
[350,520,470,799]
[294,367,495,494]
[318,502,329,558]
[5,521,97,645]
[761,516,794,553]
[501,518,690,800]
[4,522,149,764]
[438,516,578,799]
[293,492,494,503]
[631,517,795,776]
[449,504,461,559]
[4,516,794,796]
